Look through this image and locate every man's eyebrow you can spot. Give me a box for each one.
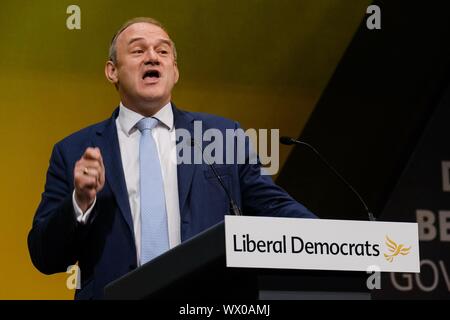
[127,37,145,46]
[156,39,173,47]
[127,37,173,47]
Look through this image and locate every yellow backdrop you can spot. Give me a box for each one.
[0,0,369,299]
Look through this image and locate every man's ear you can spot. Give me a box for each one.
[105,61,119,85]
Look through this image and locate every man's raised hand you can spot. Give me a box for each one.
[74,147,105,213]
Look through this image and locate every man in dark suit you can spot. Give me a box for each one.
[28,17,316,299]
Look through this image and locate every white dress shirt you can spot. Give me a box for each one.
[73,102,181,265]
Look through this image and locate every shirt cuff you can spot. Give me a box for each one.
[72,190,96,224]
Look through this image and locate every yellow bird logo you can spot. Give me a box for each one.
[384,235,411,262]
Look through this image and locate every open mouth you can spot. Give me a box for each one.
[142,70,161,80]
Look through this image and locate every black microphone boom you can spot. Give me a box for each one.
[189,138,242,216]
[280,136,376,221]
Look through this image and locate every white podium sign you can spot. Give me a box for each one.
[225,216,420,273]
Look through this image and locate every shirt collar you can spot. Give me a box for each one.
[118,102,174,136]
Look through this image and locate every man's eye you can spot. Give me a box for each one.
[132,49,144,54]
[159,50,168,55]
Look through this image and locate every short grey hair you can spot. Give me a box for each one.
[108,17,177,64]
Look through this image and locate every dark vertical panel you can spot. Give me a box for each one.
[277,1,450,220]
[372,84,450,299]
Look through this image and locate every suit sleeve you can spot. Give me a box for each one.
[236,122,318,219]
[27,143,90,274]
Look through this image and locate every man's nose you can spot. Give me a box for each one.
[144,49,160,66]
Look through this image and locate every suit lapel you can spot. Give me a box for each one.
[90,105,196,237]
[173,104,196,217]
[92,108,134,237]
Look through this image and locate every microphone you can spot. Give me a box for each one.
[280,136,376,221]
[188,138,242,216]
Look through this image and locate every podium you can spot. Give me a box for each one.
[104,221,371,300]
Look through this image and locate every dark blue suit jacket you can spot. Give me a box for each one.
[28,105,316,299]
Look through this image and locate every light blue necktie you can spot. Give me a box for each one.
[136,117,169,265]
